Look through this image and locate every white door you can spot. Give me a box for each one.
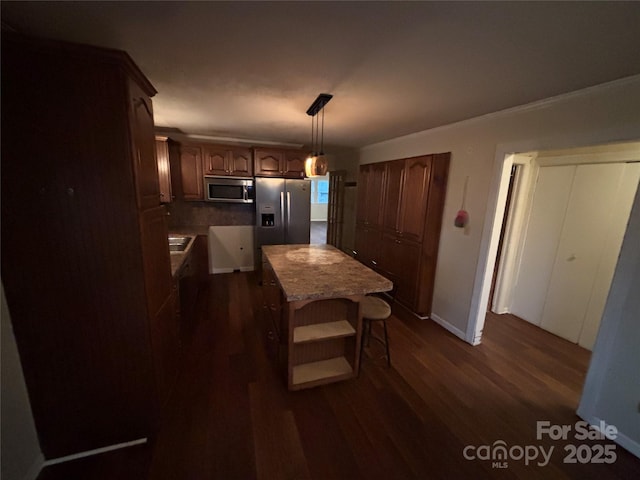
[510,165,574,325]
[541,163,640,347]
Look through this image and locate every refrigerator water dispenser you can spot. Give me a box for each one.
[261,213,275,227]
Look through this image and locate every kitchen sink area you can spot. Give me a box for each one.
[168,235,193,253]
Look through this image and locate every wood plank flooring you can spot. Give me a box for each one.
[38,272,640,479]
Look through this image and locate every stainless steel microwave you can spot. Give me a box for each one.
[204,176,254,203]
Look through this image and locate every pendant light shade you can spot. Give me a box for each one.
[305,93,332,177]
[305,154,328,177]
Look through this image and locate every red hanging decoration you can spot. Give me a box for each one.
[455,176,470,228]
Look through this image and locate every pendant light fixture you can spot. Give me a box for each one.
[305,93,332,177]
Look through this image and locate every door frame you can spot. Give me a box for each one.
[466,141,640,345]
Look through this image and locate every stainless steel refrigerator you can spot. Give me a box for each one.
[255,177,311,258]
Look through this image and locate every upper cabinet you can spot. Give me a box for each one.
[398,155,432,244]
[283,149,307,178]
[254,147,306,178]
[356,163,385,227]
[202,144,253,177]
[179,144,204,201]
[155,136,173,203]
[130,80,161,210]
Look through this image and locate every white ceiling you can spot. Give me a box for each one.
[3,1,640,149]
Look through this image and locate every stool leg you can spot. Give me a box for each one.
[358,319,368,377]
[382,319,391,368]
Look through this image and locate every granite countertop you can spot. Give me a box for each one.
[168,228,206,277]
[262,244,393,302]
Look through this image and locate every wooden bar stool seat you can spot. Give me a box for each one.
[359,268,396,370]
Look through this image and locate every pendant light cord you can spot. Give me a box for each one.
[320,107,325,155]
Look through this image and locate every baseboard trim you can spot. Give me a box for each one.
[42,438,147,467]
[577,413,640,460]
[23,453,44,480]
[212,266,254,274]
[429,313,467,342]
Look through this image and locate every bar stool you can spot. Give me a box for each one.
[359,269,396,370]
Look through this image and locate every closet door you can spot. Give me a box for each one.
[578,163,640,349]
[510,165,574,325]
[540,163,629,343]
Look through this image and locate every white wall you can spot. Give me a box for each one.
[359,75,640,343]
[310,203,328,221]
[1,282,43,480]
[578,183,640,457]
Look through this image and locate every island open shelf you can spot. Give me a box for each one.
[261,244,392,390]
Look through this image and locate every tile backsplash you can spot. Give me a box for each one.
[167,200,255,228]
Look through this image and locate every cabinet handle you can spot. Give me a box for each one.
[371,260,378,266]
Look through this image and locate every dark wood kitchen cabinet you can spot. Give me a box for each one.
[202,144,253,177]
[355,162,385,227]
[254,147,306,178]
[155,136,173,203]
[1,33,174,458]
[179,144,204,200]
[354,153,450,316]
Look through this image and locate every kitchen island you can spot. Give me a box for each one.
[262,244,392,390]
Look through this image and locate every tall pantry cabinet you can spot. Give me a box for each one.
[1,33,173,458]
[354,154,450,316]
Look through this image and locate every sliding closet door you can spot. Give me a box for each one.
[510,165,574,325]
[578,163,640,349]
[540,163,638,345]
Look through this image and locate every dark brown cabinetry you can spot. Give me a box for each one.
[179,144,204,200]
[1,33,173,458]
[155,136,173,203]
[176,235,209,335]
[356,162,385,226]
[177,142,253,201]
[254,147,306,178]
[354,153,450,316]
[202,144,253,177]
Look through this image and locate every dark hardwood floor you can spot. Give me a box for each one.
[38,272,640,479]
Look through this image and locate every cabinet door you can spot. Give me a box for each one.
[254,148,284,177]
[364,163,385,227]
[395,239,421,307]
[140,206,173,317]
[150,289,180,410]
[179,145,204,200]
[356,165,370,225]
[399,155,432,243]
[382,234,420,307]
[230,147,254,177]
[155,136,172,203]
[382,160,404,233]
[202,144,229,176]
[284,150,306,178]
[354,225,382,268]
[130,81,161,210]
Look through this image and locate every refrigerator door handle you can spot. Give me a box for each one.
[280,191,285,231]
[286,191,291,232]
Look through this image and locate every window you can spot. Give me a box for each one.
[311,178,329,204]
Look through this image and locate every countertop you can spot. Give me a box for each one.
[262,244,392,302]
[168,228,206,277]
